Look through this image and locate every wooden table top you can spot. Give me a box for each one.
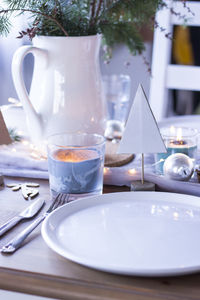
[0,177,200,300]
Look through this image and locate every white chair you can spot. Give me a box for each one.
[149,0,200,121]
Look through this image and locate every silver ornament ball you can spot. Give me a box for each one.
[104,120,124,140]
[163,153,194,181]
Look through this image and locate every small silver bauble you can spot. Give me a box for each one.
[104,120,124,140]
[163,153,194,181]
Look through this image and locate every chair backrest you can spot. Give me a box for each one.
[149,0,200,121]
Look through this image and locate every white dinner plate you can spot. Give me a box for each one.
[41,192,200,277]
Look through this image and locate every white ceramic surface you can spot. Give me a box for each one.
[42,191,200,276]
[11,35,106,143]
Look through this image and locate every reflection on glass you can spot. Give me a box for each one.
[103,74,131,142]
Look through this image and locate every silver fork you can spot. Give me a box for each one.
[0,193,69,253]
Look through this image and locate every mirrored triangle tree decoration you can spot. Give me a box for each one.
[118,84,167,187]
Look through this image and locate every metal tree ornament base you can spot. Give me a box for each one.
[130,181,155,191]
[163,153,194,181]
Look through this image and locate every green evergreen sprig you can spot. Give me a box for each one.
[8,128,21,142]
[0,0,171,55]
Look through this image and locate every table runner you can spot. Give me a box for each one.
[0,140,200,197]
[1,113,200,195]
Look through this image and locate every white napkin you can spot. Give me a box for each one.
[0,142,48,179]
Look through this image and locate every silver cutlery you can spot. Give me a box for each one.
[0,193,68,253]
[0,198,45,237]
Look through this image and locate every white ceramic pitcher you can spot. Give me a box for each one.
[12,35,106,144]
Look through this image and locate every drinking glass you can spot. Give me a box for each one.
[47,133,105,201]
[103,74,131,141]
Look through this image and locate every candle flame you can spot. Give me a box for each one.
[177,128,182,141]
[170,126,176,135]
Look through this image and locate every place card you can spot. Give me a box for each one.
[0,110,12,145]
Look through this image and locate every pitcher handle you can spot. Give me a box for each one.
[12,45,48,140]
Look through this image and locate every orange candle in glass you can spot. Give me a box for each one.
[47,133,105,200]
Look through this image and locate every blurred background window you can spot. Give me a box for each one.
[172,1,200,116]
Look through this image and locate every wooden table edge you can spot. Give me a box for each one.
[0,266,173,300]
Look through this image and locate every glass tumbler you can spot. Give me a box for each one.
[103,74,131,141]
[155,126,198,174]
[47,133,105,201]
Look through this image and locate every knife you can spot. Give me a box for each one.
[0,198,45,237]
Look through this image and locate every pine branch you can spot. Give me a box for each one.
[94,0,103,22]
[89,0,97,26]
[0,13,11,35]
[0,7,68,36]
[100,21,145,55]
[8,128,22,142]
[0,0,180,57]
